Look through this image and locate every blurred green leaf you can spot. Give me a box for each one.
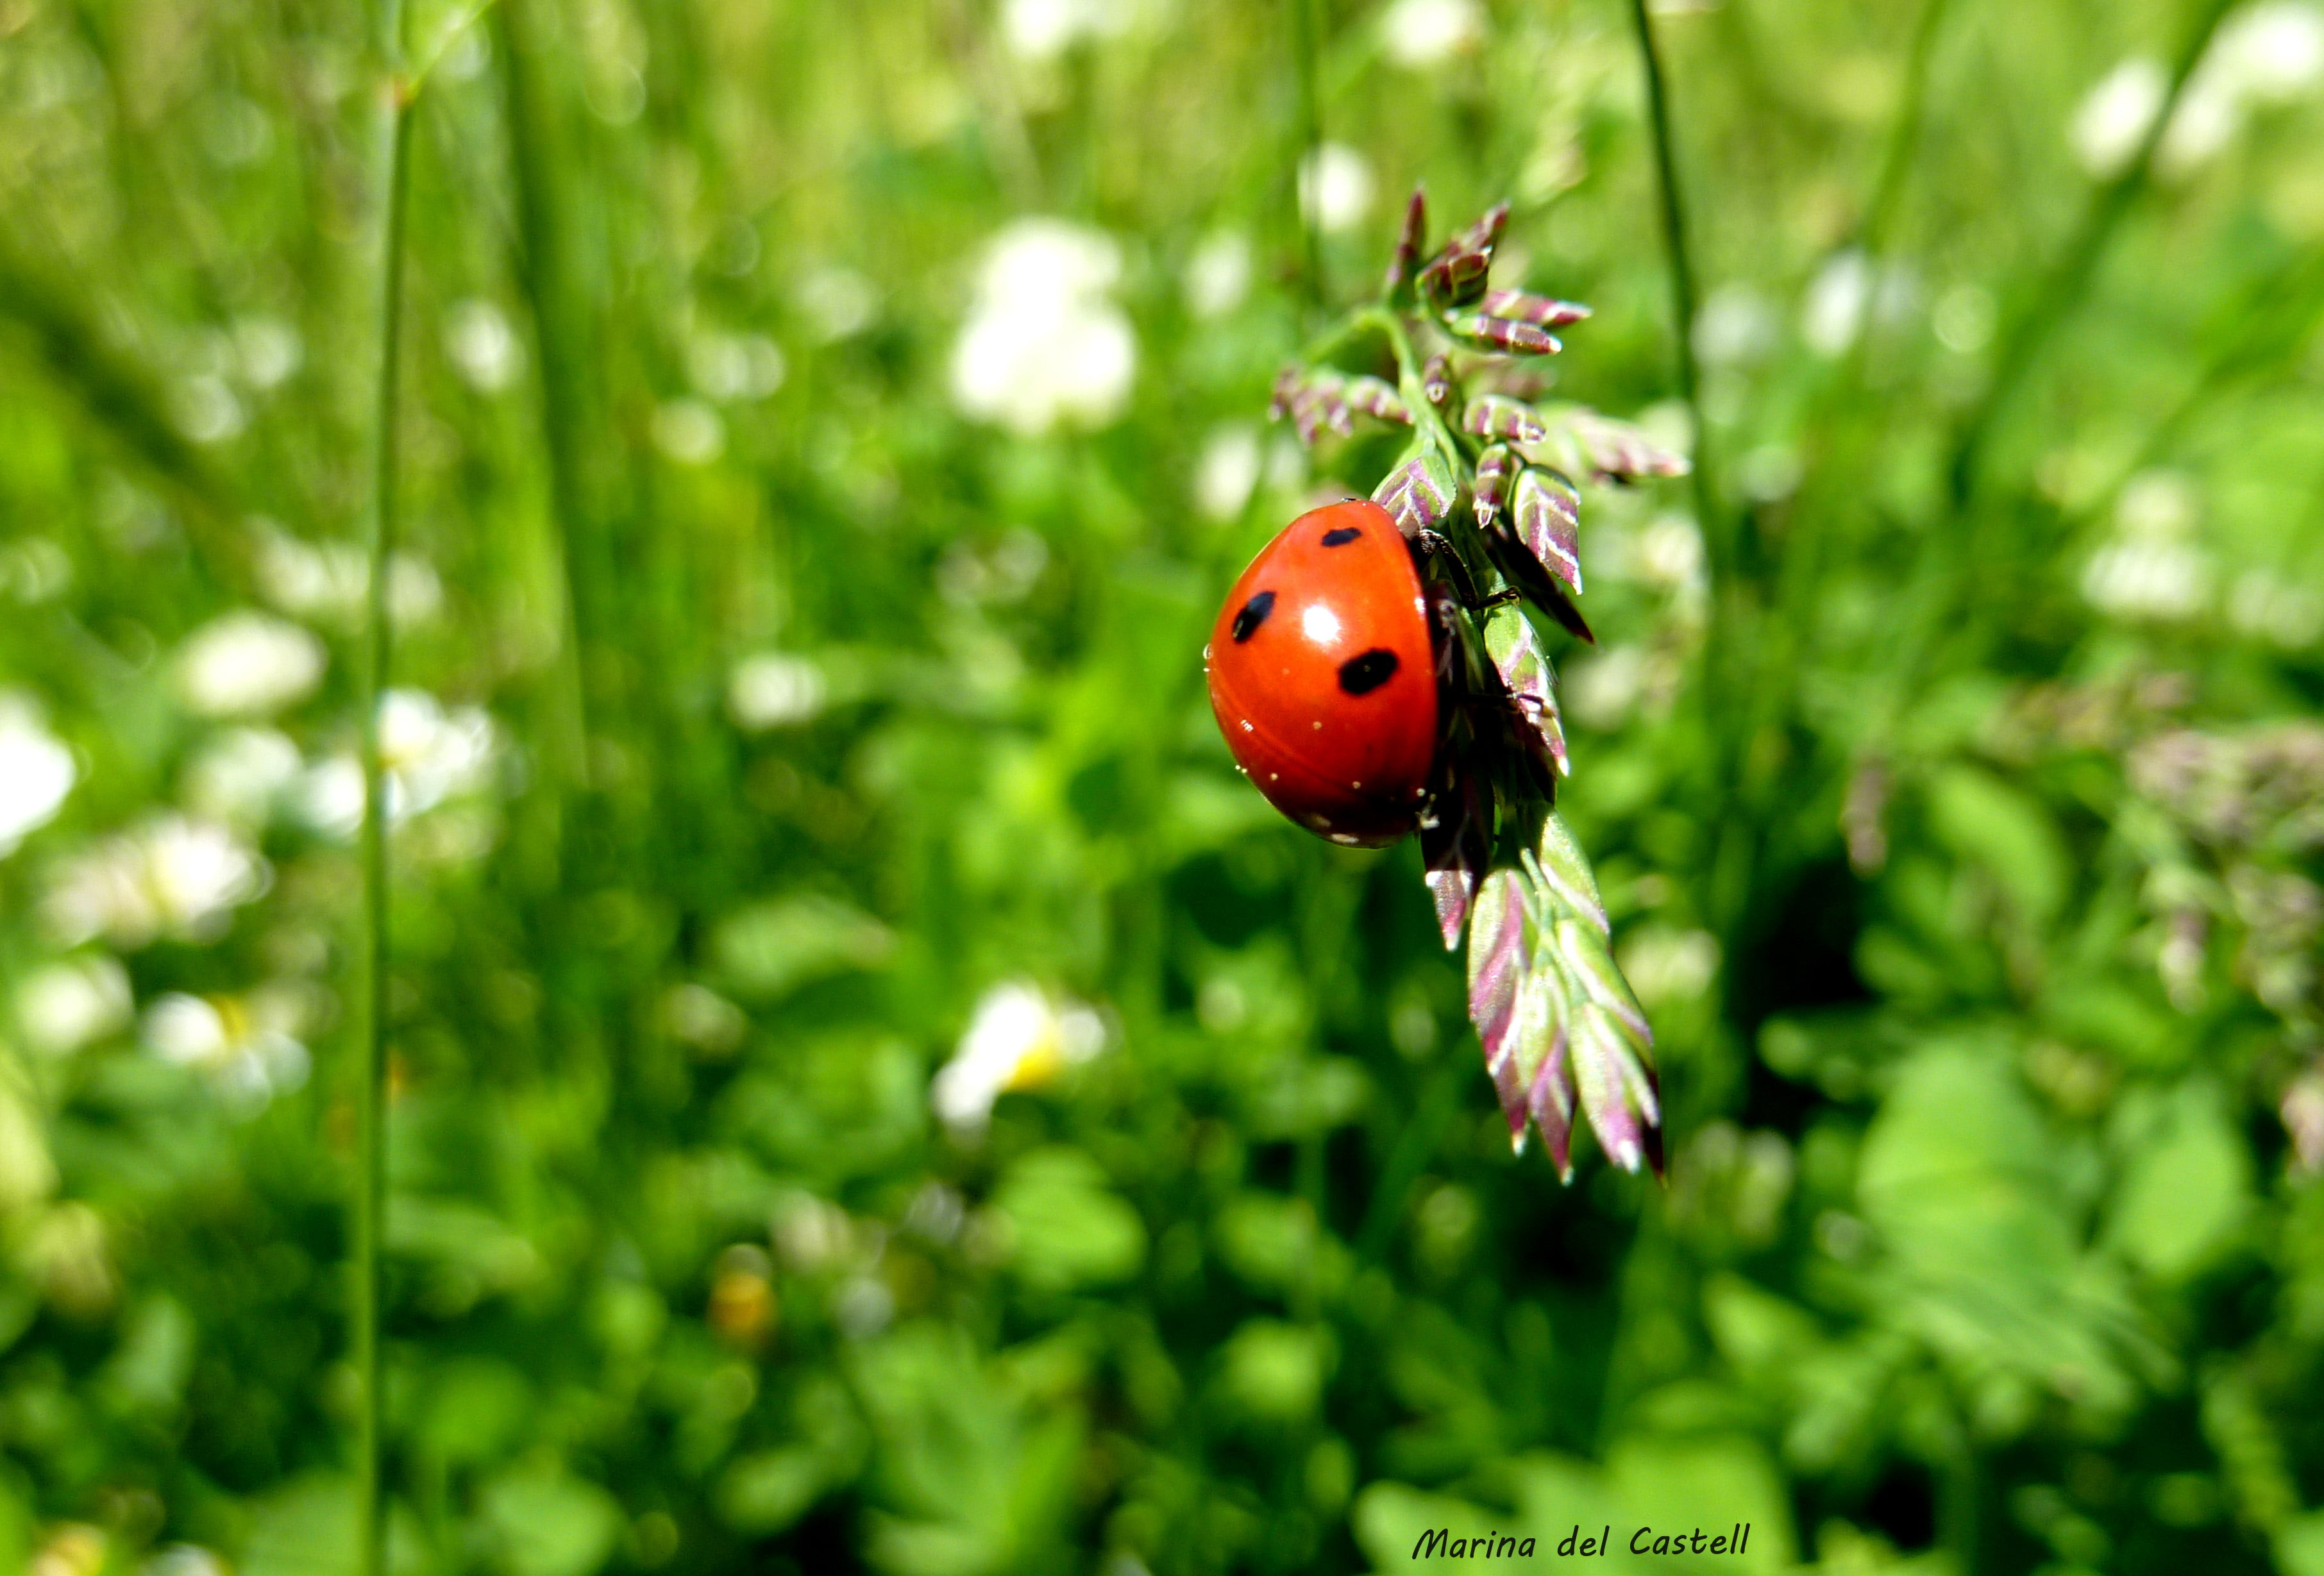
[240,1479,430,1576]
[2103,1078,2253,1281]
[711,896,894,999]
[989,1148,1146,1293]
[1926,764,2071,929]
[478,1466,623,1576]
[1218,1318,1335,1425]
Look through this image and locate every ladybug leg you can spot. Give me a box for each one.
[1411,530,1519,613]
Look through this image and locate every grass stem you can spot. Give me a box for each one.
[496,0,596,808]
[1948,0,2239,509]
[1626,0,1755,985]
[1290,0,1325,315]
[357,10,413,1570]
[1625,0,1717,580]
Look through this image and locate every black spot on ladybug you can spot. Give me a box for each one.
[1231,590,1276,642]
[1319,526,1362,546]
[1338,649,1399,695]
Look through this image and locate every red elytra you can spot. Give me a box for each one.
[1205,499,1439,846]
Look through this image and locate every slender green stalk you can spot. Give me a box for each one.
[1947,0,2239,509]
[1289,0,1324,314]
[1626,0,1755,975]
[1749,0,1954,846]
[1625,0,1720,589]
[1855,0,1952,267]
[496,0,595,805]
[1872,0,2239,717]
[357,8,413,1570]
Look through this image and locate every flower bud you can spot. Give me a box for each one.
[1449,201,1509,260]
[1340,374,1411,424]
[1383,188,1428,303]
[1483,603,1566,780]
[1479,290,1591,328]
[1372,444,1458,537]
[1526,407,1687,480]
[1467,869,1528,1069]
[1460,394,1549,445]
[1421,353,1454,407]
[1512,467,1583,594]
[1472,444,1513,530]
[1421,761,1488,949]
[1445,312,1561,356]
[1532,812,1608,936]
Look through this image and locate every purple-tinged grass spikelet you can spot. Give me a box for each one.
[1445,312,1561,356]
[1479,289,1592,328]
[1473,444,1513,531]
[1513,467,1583,594]
[1461,394,1549,446]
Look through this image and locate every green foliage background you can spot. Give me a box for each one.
[3,0,2323,1571]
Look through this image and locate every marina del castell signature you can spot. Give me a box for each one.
[1410,1523,1758,1561]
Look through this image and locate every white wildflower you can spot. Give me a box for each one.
[1195,425,1263,521]
[17,955,131,1057]
[1615,926,1721,1008]
[46,816,269,948]
[0,535,73,603]
[2083,543,2212,620]
[950,219,1136,436]
[253,527,441,629]
[381,691,498,814]
[1800,249,1917,357]
[1735,444,1803,504]
[2119,469,2202,538]
[1932,284,1996,353]
[1184,231,1254,320]
[176,611,325,719]
[184,727,304,828]
[2210,0,2324,103]
[1299,143,1376,236]
[939,530,1048,606]
[652,398,725,464]
[2159,69,2243,172]
[932,980,1107,1134]
[2228,569,2324,648]
[0,694,76,855]
[1692,283,1779,368]
[444,298,524,392]
[689,332,787,401]
[1001,0,1131,60]
[1381,0,1483,69]
[834,1275,896,1337]
[797,266,879,342]
[146,1548,232,1576]
[773,1191,856,1272]
[1634,513,1706,592]
[232,315,303,390]
[172,375,246,444]
[728,655,826,730]
[2067,27,2312,182]
[2084,471,2210,619]
[2071,58,2168,177]
[1565,644,1650,730]
[143,985,312,1114]
[2287,1066,2324,1174]
[662,982,747,1055]
[294,691,498,839]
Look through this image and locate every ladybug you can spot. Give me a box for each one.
[1205,499,1440,846]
